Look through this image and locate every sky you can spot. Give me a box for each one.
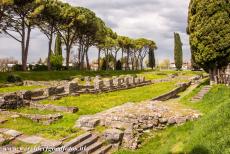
[0,0,191,64]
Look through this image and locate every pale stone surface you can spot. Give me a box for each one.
[18,135,44,144]
[75,99,201,149]
[40,139,62,148]
[4,130,22,137]
[103,129,124,144]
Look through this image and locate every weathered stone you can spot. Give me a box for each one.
[94,79,104,91]
[103,79,113,89]
[19,91,32,100]
[4,129,22,137]
[31,90,44,98]
[0,136,6,144]
[0,93,24,109]
[175,117,187,124]
[103,129,124,144]
[18,135,44,144]
[40,139,62,148]
[45,86,65,96]
[75,116,100,128]
[30,102,78,113]
[167,118,176,125]
[65,82,79,94]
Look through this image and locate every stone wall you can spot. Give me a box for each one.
[152,82,191,101]
[0,93,24,109]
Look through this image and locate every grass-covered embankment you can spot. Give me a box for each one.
[116,84,230,154]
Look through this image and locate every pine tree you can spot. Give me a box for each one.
[174,32,183,70]
[148,48,155,69]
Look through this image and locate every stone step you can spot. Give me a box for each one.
[64,132,92,148]
[92,144,112,154]
[85,141,104,154]
[73,135,99,153]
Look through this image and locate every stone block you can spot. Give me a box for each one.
[4,129,22,137]
[103,129,124,144]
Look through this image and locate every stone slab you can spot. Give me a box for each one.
[4,130,22,137]
[17,135,44,144]
[40,139,62,148]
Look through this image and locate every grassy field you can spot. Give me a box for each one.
[0,85,43,94]
[0,70,203,83]
[0,81,178,140]
[115,84,230,154]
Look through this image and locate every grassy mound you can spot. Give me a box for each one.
[116,85,230,154]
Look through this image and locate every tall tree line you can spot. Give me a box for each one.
[0,0,157,71]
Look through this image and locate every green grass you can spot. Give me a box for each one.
[0,70,202,83]
[41,81,177,115]
[0,85,43,94]
[115,85,230,154]
[0,70,150,83]
[0,81,177,140]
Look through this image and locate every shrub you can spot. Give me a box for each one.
[32,64,48,71]
[6,74,22,83]
[12,64,23,71]
[50,55,63,70]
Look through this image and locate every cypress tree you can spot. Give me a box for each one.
[188,0,230,83]
[148,48,156,69]
[174,32,183,70]
[54,33,62,56]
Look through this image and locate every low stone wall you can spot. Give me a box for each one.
[0,93,25,109]
[75,100,201,149]
[152,82,191,101]
[30,102,78,113]
[0,110,63,125]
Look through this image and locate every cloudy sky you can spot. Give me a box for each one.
[0,0,191,63]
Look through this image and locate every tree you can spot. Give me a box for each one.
[0,0,12,25]
[35,0,61,70]
[188,0,230,84]
[1,0,43,71]
[148,48,155,69]
[116,60,122,70]
[54,33,62,56]
[174,32,183,70]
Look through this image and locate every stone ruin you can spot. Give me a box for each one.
[74,81,201,149]
[75,100,201,149]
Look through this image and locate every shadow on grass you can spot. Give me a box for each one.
[189,145,210,154]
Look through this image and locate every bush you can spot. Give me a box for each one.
[50,55,63,70]
[12,64,23,71]
[32,64,48,71]
[6,74,22,83]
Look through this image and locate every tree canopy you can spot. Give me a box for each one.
[0,0,157,71]
[188,0,230,71]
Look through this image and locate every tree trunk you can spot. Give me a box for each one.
[47,31,53,71]
[106,49,109,70]
[126,49,130,70]
[85,46,90,70]
[80,48,85,70]
[66,45,70,68]
[114,51,118,70]
[98,48,101,71]
[21,25,31,71]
